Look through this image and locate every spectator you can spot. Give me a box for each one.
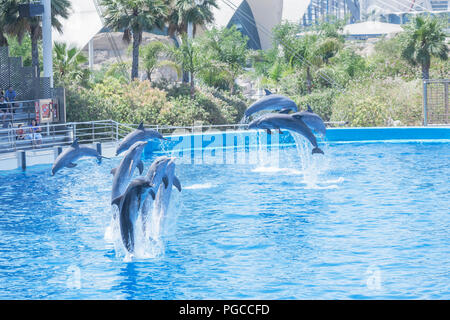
[0,96,8,124]
[4,86,17,113]
[25,119,43,148]
[16,124,25,140]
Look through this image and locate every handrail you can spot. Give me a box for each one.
[0,119,348,154]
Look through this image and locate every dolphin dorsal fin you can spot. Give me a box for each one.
[264,89,272,96]
[307,104,313,113]
[137,121,145,131]
[71,138,79,148]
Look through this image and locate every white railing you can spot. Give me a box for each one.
[0,119,346,153]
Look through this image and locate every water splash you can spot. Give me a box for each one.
[107,188,180,261]
[252,130,343,189]
[185,183,215,190]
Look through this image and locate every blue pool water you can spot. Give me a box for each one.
[0,139,449,299]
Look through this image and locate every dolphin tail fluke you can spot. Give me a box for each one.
[312,147,324,155]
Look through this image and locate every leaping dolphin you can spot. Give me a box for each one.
[243,90,298,122]
[116,121,165,156]
[292,104,326,136]
[140,156,181,235]
[111,141,148,203]
[51,139,108,175]
[248,113,324,154]
[112,177,155,254]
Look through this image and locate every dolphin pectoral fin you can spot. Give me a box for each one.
[278,108,291,114]
[173,176,182,192]
[162,176,169,188]
[110,167,117,176]
[266,129,272,135]
[66,162,77,168]
[149,189,156,200]
[111,195,123,207]
[291,114,303,120]
[128,161,134,177]
[137,160,144,175]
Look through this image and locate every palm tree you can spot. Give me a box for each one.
[166,34,201,98]
[53,42,88,85]
[401,15,448,80]
[167,0,217,39]
[140,41,180,82]
[101,0,169,80]
[199,26,248,95]
[0,0,71,75]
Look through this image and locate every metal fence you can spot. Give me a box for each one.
[0,46,65,119]
[0,119,345,154]
[423,79,449,126]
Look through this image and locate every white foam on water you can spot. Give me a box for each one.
[304,183,340,190]
[252,166,303,175]
[184,182,215,190]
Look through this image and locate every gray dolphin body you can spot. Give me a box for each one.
[140,157,181,233]
[51,139,106,175]
[243,90,298,122]
[112,177,155,254]
[292,105,326,136]
[110,141,148,203]
[152,158,181,225]
[248,113,324,154]
[116,122,165,156]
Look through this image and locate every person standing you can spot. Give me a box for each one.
[4,86,17,113]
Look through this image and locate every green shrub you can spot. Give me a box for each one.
[66,77,249,126]
[293,88,337,121]
[331,78,423,126]
[67,78,170,124]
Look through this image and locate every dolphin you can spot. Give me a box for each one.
[151,158,181,234]
[140,156,181,233]
[116,121,165,156]
[248,113,324,154]
[111,141,148,203]
[292,104,326,136]
[112,177,155,254]
[51,139,108,175]
[243,90,298,122]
